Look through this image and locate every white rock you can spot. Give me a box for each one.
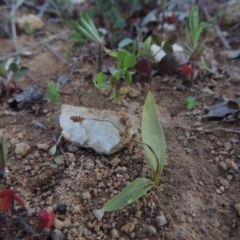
[59,105,137,154]
[151,42,184,62]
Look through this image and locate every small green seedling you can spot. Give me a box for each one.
[186,6,211,51]
[0,60,29,86]
[94,73,111,89]
[111,50,137,84]
[184,96,199,110]
[46,81,60,104]
[94,92,166,218]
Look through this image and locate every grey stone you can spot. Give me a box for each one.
[51,229,65,240]
[82,192,91,200]
[155,214,168,227]
[111,228,120,238]
[146,225,157,235]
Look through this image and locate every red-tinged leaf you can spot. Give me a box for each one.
[181,64,194,75]
[38,210,55,230]
[14,195,25,207]
[227,100,239,110]
[0,189,17,197]
[164,14,176,24]
[0,189,25,211]
[134,58,152,75]
[0,195,12,211]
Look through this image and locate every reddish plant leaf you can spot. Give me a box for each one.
[38,210,55,230]
[0,189,25,211]
[134,58,152,75]
[164,14,176,24]
[181,64,194,75]
[227,100,239,110]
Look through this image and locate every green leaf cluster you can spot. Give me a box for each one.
[46,81,60,104]
[68,13,101,49]
[184,96,199,110]
[94,73,111,89]
[186,6,211,51]
[111,50,137,83]
[152,32,178,54]
[0,61,29,80]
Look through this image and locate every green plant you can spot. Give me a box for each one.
[111,50,137,84]
[184,6,211,79]
[68,13,103,71]
[94,72,111,89]
[184,96,199,110]
[46,81,60,104]
[0,60,29,84]
[94,92,166,218]
[185,6,211,51]
[68,13,101,49]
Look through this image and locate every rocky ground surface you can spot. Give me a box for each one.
[1,1,240,239]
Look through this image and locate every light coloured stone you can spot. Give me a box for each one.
[15,142,31,158]
[60,105,137,154]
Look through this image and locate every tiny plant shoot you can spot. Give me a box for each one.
[94,92,166,220]
[184,96,199,110]
[46,81,60,104]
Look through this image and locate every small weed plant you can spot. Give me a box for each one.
[185,6,211,79]
[0,59,29,96]
[46,81,60,104]
[184,96,199,110]
[94,92,166,219]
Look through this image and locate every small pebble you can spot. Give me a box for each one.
[54,219,64,230]
[146,225,157,235]
[121,219,137,233]
[82,192,91,200]
[234,203,240,215]
[51,229,65,240]
[56,204,67,214]
[15,142,31,159]
[111,228,120,238]
[155,214,168,227]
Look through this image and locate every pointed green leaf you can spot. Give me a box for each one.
[103,178,154,211]
[123,54,137,69]
[163,33,178,54]
[165,33,178,47]
[0,62,7,78]
[68,20,82,33]
[118,38,132,48]
[151,33,162,47]
[0,137,7,166]
[69,33,85,42]
[142,92,166,173]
